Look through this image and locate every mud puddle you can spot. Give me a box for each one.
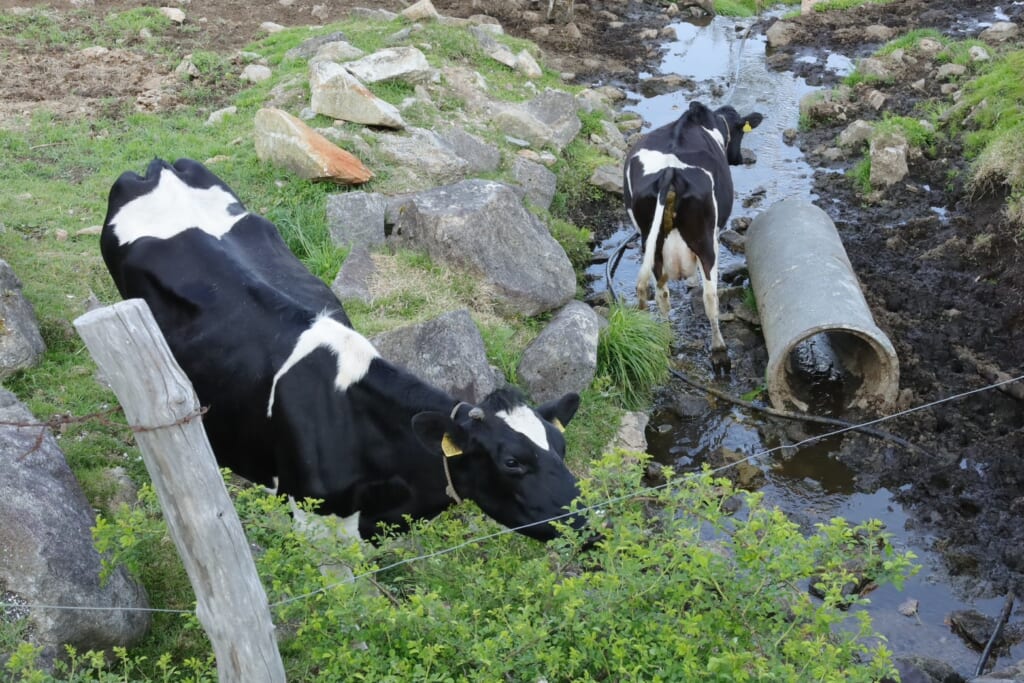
[590,9,1024,676]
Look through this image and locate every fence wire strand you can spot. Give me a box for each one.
[2,373,1022,618]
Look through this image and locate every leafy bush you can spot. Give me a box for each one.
[596,303,672,408]
[11,454,914,681]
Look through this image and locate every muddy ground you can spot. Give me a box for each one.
[758,0,1024,601]
[3,0,1023,636]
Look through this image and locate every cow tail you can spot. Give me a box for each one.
[657,167,685,233]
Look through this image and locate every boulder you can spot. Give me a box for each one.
[325,191,387,248]
[869,129,909,187]
[511,156,557,210]
[283,31,351,61]
[589,164,624,194]
[766,20,799,48]
[491,89,581,151]
[331,245,376,304]
[254,107,373,184]
[0,260,45,380]
[0,389,150,664]
[309,61,405,129]
[437,127,501,174]
[374,127,471,188]
[979,21,1020,44]
[391,180,576,316]
[343,46,436,85]
[517,300,599,403]
[371,309,497,404]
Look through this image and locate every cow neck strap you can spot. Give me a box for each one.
[442,402,469,504]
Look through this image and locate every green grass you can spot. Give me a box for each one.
[596,303,672,409]
[848,157,872,194]
[808,0,895,11]
[713,0,799,17]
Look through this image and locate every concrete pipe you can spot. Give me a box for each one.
[745,200,899,413]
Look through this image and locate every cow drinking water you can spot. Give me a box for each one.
[623,101,763,372]
[100,158,584,541]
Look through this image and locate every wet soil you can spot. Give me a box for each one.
[3,0,1023,638]
[760,0,1024,601]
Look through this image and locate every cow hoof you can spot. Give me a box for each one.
[710,349,731,375]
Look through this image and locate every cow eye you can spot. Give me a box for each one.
[503,457,523,473]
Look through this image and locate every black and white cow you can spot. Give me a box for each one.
[623,101,763,371]
[100,158,584,541]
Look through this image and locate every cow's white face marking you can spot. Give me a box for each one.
[496,406,551,451]
[107,166,246,245]
[267,313,379,417]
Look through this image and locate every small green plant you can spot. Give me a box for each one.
[875,28,945,56]
[597,303,672,408]
[810,0,895,11]
[101,7,172,40]
[548,216,593,273]
[876,114,938,155]
[849,157,872,194]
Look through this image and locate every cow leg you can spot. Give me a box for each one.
[656,271,671,315]
[698,251,730,374]
[635,198,667,311]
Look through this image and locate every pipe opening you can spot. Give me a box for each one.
[782,330,891,415]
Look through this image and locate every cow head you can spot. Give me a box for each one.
[714,105,764,166]
[411,389,583,541]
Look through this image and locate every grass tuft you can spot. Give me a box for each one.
[597,303,672,409]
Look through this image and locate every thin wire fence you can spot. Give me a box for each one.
[2,373,1022,618]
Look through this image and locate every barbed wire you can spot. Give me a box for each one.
[2,372,1022,618]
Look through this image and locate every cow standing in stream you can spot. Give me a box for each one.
[623,100,764,372]
[100,158,584,541]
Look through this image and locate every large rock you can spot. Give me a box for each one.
[979,21,1020,44]
[372,310,497,403]
[283,31,350,61]
[343,46,436,85]
[331,246,376,304]
[325,191,387,248]
[766,20,799,48]
[309,60,405,129]
[0,389,150,664]
[511,155,557,210]
[0,260,45,380]
[390,180,576,316]
[517,300,599,403]
[869,129,909,187]
[374,127,471,187]
[492,89,581,151]
[437,126,501,174]
[254,107,373,184]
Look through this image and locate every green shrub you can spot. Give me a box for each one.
[597,303,672,408]
[17,454,914,681]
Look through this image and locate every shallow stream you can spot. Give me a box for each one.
[588,8,1024,676]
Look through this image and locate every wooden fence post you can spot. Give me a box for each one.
[74,299,287,683]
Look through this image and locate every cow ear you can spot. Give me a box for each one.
[411,412,467,458]
[743,112,764,131]
[536,393,581,430]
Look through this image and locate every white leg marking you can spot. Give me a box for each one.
[496,405,550,451]
[267,313,379,417]
[702,193,726,353]
[636,198,666,309]
[108,166,247,245]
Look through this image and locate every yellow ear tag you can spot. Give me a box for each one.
[441,433,463,458]
[742,122,753,133]
[552,418,565,433]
